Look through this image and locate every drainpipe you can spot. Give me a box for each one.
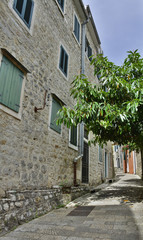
[73,14,91,186]
[73,155,83,186]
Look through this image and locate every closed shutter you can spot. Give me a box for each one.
[0,56,23,113]
[50,98,62,133]
[70,126,77,146]
[8,67,23,112]
[0,56,9,105]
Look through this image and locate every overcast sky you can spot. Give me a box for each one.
[83,0,143,66]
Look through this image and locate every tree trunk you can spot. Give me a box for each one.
[141,149,143,180]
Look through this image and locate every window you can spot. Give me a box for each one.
[85,36,92,61]
[59,45,68,77]
[57,0,64,12]
[50,98,62,133]
[70,125,78,147]
[74,14,80,42]
[0,55,24,113]
[99,145,103,162]
[13,0,34,28]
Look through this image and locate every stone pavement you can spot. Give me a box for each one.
[1,173,143,240]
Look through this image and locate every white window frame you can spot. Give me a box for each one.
[8,0,36,35]
[69,125,78,151]
[98,145,103,163]
[58,43,69,80]
[73,12,81,45]
[55,0,65,15]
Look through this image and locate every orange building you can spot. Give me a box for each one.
[123,150,136,174]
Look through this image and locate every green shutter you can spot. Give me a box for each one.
[70,126,77,146]
[8,67,23,112]
[50,98,62,133]
[0,56,10,104]
[0,56,23,112]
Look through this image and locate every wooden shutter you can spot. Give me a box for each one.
[70,126,77,146]
[9,67,23,112]
[50,98,62,133]
[0,56,23,112]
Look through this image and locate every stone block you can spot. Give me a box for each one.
[0,187,5,198]
[9,194,16,202]
[3,203,9,212]
[15,201,23,208]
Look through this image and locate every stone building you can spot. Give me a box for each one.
[0,0,113,232]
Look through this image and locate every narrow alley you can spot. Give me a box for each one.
[1,173,143,240]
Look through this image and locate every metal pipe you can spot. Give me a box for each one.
[73,162,77,186]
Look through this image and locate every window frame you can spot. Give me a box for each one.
[98,145,103,163]
[69,125,78,151]
[59,45,69,78]
[85,36,92,61]
[56,0,65,13]
[50,96,62,134]
[0,49,27,120]
[13,0,34,28]
[73,13,81,43]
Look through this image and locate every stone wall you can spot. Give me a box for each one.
[0,0,107,192]
[0,0,114,233]
[0,186,90,236]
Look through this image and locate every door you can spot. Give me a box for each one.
[82,141,89,183]
[105,152,108,178]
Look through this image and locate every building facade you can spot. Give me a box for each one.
[0,0,113,232]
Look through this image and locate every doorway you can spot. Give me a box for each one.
[82,129,89,183]
[105,151,108,178]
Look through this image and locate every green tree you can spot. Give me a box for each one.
[57,50,143,179]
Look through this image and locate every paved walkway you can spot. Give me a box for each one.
[1,173,143,240]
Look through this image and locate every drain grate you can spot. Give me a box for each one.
[67,206,95,216]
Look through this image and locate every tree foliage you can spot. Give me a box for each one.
[57,50,143,150]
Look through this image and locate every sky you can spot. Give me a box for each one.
[82,0,143,66]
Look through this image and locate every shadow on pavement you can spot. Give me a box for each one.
[94,186,143,203]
